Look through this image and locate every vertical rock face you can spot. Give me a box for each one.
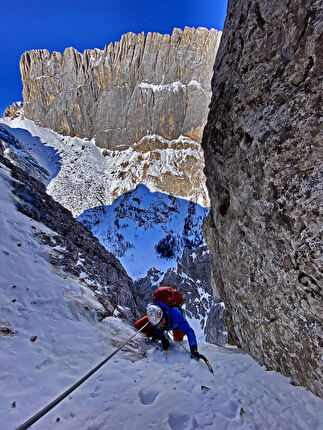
[20,27,221,150]
[202,0,322,397]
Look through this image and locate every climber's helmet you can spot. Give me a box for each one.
[147,304,163,326]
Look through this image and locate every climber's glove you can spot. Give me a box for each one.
[160,335,170,351]
[190,345,201,360]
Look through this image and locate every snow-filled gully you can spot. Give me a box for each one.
[1,119,323,430]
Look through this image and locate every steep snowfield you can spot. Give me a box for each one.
[1,133,323,430]
[78,184,208,279]
[0,116,209,217]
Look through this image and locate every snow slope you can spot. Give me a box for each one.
[1,161,323,430]
[0,119,61,185]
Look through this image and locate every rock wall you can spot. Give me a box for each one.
[20,27,221,150]
[202,0,322,397]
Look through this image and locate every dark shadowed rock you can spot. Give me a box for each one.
[202,0,322,396]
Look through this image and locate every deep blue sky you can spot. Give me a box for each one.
[0,0,227,115]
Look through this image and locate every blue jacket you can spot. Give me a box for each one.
[151,301,197,348]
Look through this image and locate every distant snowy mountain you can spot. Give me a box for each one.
[78,184,209,279]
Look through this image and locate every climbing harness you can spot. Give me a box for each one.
[15,322,149,430]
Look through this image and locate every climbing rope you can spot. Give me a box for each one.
[15,322,149,430]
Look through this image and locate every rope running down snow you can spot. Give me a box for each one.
[15,322,149,430]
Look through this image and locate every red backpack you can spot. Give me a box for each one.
[152,286,183,308]
[152,286,185,342]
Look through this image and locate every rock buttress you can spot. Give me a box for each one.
[202,0,323,397]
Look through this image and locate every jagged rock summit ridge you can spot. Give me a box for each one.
[17,27,221,208]
[20,27,221,150]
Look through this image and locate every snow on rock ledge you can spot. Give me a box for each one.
[1,117,210,216]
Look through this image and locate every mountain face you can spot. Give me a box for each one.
[0,116,210,214]
[17,28,221,208]
[77,184,208,279]
[202,0,322,397]
[20,27,221,151]
[0,125,139,322]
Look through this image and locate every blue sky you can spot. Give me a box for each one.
[0,0,227,115]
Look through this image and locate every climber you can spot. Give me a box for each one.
[145,302,202,360]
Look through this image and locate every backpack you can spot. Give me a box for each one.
[152,286,185,342]
[152,286,183,308]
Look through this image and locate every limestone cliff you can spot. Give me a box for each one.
[18,27,221,207]
[20,27,221,150]
[202,0,322,397]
